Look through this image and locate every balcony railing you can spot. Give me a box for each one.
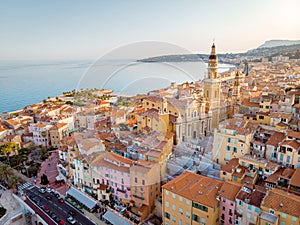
[133,194,144,200]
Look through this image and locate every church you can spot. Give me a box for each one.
[139,43,239,144]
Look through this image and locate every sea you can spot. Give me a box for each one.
[0,59,235,113]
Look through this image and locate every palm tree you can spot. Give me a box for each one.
[0,163,13,183]
[8,175,22,190]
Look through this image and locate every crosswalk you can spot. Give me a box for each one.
[18,182,34,194]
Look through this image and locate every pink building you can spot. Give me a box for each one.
[91,152,134,202]
[219,181,242,225]
[29,123,53,147]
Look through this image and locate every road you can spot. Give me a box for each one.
[26,186,96,225]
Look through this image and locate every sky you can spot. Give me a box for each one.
[0,0,300,60]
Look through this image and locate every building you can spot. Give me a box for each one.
[212,119,256,165]
[235,185,266,225]
[203,43,222,130]
[129,161,161,220]
[258,188,300,225]
[219,181,242,225]
[162,171,223,225]
[28,123,53,147]
[49,123,68,148]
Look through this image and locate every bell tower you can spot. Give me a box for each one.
[203,43,221,130]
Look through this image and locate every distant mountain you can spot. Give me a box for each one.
[258,40,300,48]
[138,40,300,63]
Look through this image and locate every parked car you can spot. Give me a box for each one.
[59,198,64,203]
[42,205,50,213]
[67,216,76,224]
[58,220,65,225]
[46,187,51,193]
[46,195,52,200]
[39,188,46,194]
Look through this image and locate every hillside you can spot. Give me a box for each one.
[258,40,300,48]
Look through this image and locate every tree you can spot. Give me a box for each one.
[8,175,22,190]
[0,163,13,183]
[0,142,19,166]
[40,173,49,185]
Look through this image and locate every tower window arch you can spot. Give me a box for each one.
[206,90,209,98]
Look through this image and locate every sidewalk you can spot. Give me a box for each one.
[36,150,67,195]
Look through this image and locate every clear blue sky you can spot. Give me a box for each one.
[1,0,299,60]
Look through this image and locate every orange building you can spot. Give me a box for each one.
[162,171,223,225]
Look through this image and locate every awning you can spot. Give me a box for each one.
[103,209,132,225]
[66,187,97,210]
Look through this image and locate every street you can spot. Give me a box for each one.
[26,186,96,225]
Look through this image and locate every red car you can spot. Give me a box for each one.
[42,205,50,213]
[58,197,64,203]
[58,220,65,225]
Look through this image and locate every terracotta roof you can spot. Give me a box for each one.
[162,171,223,208]
[105,152,134,165]
[290,168,300,188]
[262,188,300,217]
[265,161,280,171]
[281,140,300,150]
[266,132,285,146]
[241,98,259,108]
[236,186,266,208]
[287,131,300,139]
[219,181,242,201]
[221,158,239,173]
[265,168,285,184]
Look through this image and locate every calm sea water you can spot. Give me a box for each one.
[0,60,234,113]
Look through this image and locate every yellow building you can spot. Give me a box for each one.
[49,123,68,148]
[258,188,300,225]
[212,119,256,165]
[243,112,270,126]
[278,139,300,168]
[162,171,223,225]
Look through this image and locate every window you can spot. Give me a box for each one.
[233,147,237,153]
[179,208,183,214]
[281,213,286,218]
[192,214,199,222]
[172,216,176,222]
[239,200,243,206]
[233,176,237,181]
[186,211,190,218]
[247,205,252,211]
[255,207,259,213]
[172,204,176,211]
[142,180,145,185]
[287,156,290,163]
[234,139,237,144]
[227,138,231,143]
[192,202,208,212]
[186,199,190,205]
[179,196,183,202]
[135,177,138,183]
[226,146,230,151]
[172,193,176,199]
[280,222,285,225]
[165,201,169,208]
[226,153,230,161]
[280,154,284,161]
[164,212,170,219]
[165,190,169,195]
[292,216,297,222]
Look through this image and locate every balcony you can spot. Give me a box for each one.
[70,164,75,169]
[117,188,126,194]
[133,194,144,200]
